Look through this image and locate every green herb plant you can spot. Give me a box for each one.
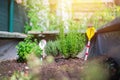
[16,35,42,62]
[45,40,60,57]
[58,21,85,58]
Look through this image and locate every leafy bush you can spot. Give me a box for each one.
[23,0,57,31]
[58,22,85,58]
[45,40,60,57]
[16,35,42,62]
[24,23,32,34]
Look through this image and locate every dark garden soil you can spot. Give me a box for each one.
[0,57,84,80]
[0,60,28,80]
[0,56,119,80]
[40,57,84,80]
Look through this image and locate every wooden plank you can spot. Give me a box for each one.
[28,30,85,41]
[28,31,59,35]
[0,31,27,38]
[28,30,85,35]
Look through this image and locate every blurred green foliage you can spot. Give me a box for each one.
[10,71,31,80]
[76,5,120,30]
[88,6,120,29]
[83,60,109,80]
[21,0,120,33]
[24,23,32,34]
[22,0,50,32]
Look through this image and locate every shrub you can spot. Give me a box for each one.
[58,21,85,58]
[16,35,42,62]
[45,40,60,57]
[65,32,85,57]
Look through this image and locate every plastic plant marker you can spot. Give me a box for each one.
[84,27,96,61]
[39,39,47,60]
[84,41,90,61]
[39,39,47,50]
